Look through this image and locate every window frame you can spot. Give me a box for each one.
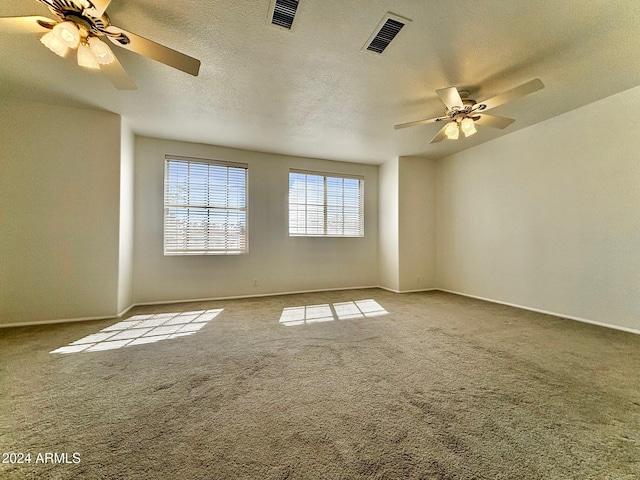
[288,169,364,238]
[163,155,249,256]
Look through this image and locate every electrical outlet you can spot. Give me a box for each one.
[253,279,258,287]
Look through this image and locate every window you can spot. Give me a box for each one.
[288,170,364,237]
[164,156,248,255]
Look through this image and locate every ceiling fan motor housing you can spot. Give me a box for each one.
[42,0,111,35]
[444,89,488,123]
[40,0,134,45]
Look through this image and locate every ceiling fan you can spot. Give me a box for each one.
[395,78,544,143]
[0,0,201,90]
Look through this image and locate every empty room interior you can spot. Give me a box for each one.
[1,0,639,478]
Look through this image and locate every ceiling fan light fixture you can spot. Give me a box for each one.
[88,37,115,65]
[445,121,459,140]
[77,42,99,69]
[53,21,81,49]
[40,31,68,57]
[6,0,201,89]
[461,117,477,137]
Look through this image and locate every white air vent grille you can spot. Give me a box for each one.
[271,0,299,29]
[364,13,411,54]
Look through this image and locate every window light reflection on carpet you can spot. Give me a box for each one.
[50,309,223,354]
[279,299,388,326]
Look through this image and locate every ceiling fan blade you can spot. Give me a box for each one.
[436,86,464,110]
[99,55,137,90]
[0,16,56,33]
[88,0,112,17]
[478,78,544,111]
[394,116,449,130]
[105,26,201,76]
[429,123,450,143]
[474,114,515,129]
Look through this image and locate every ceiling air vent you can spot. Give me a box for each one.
[270,0,300,30]
[364,13,411,54]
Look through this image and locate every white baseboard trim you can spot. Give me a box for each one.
[403,288,438,294]
[0,314,117,329]
[117,303,136,318]
[4,286,636,335]
[131,285,381,309]
[0,286,381,328]
[377,286,400,293]
[378,286,438,294]
[437,289,640,335]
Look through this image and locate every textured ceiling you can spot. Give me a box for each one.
[1,0,640,164]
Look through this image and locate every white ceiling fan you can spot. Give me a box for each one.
[395,78,545,143]
[0,0,201,90]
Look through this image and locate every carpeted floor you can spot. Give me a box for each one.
[0,289,638,479]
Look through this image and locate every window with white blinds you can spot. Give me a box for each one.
[288,170,364,237]
[164,156,248,255]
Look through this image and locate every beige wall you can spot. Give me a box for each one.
[117,120,135,314]
[379,156,438,292]
[378,158,399,291]
[2,90,638,332]
[399,156,437,292]
[132,137,379,304]
[436,85,640,331]
[0,101,122,325]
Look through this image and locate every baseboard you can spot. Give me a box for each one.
[131,285,381,308]
[1,304,138,329]
[378,286,438,294]
[0,314,117,329]
[0,286,381,328]
[4,287,636,335]
[117,303,136,318]
[437,289,640,335]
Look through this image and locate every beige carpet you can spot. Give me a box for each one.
[0,289,638,479]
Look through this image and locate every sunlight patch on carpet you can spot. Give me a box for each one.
[279,300,388,326]
[50,309,223,354]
